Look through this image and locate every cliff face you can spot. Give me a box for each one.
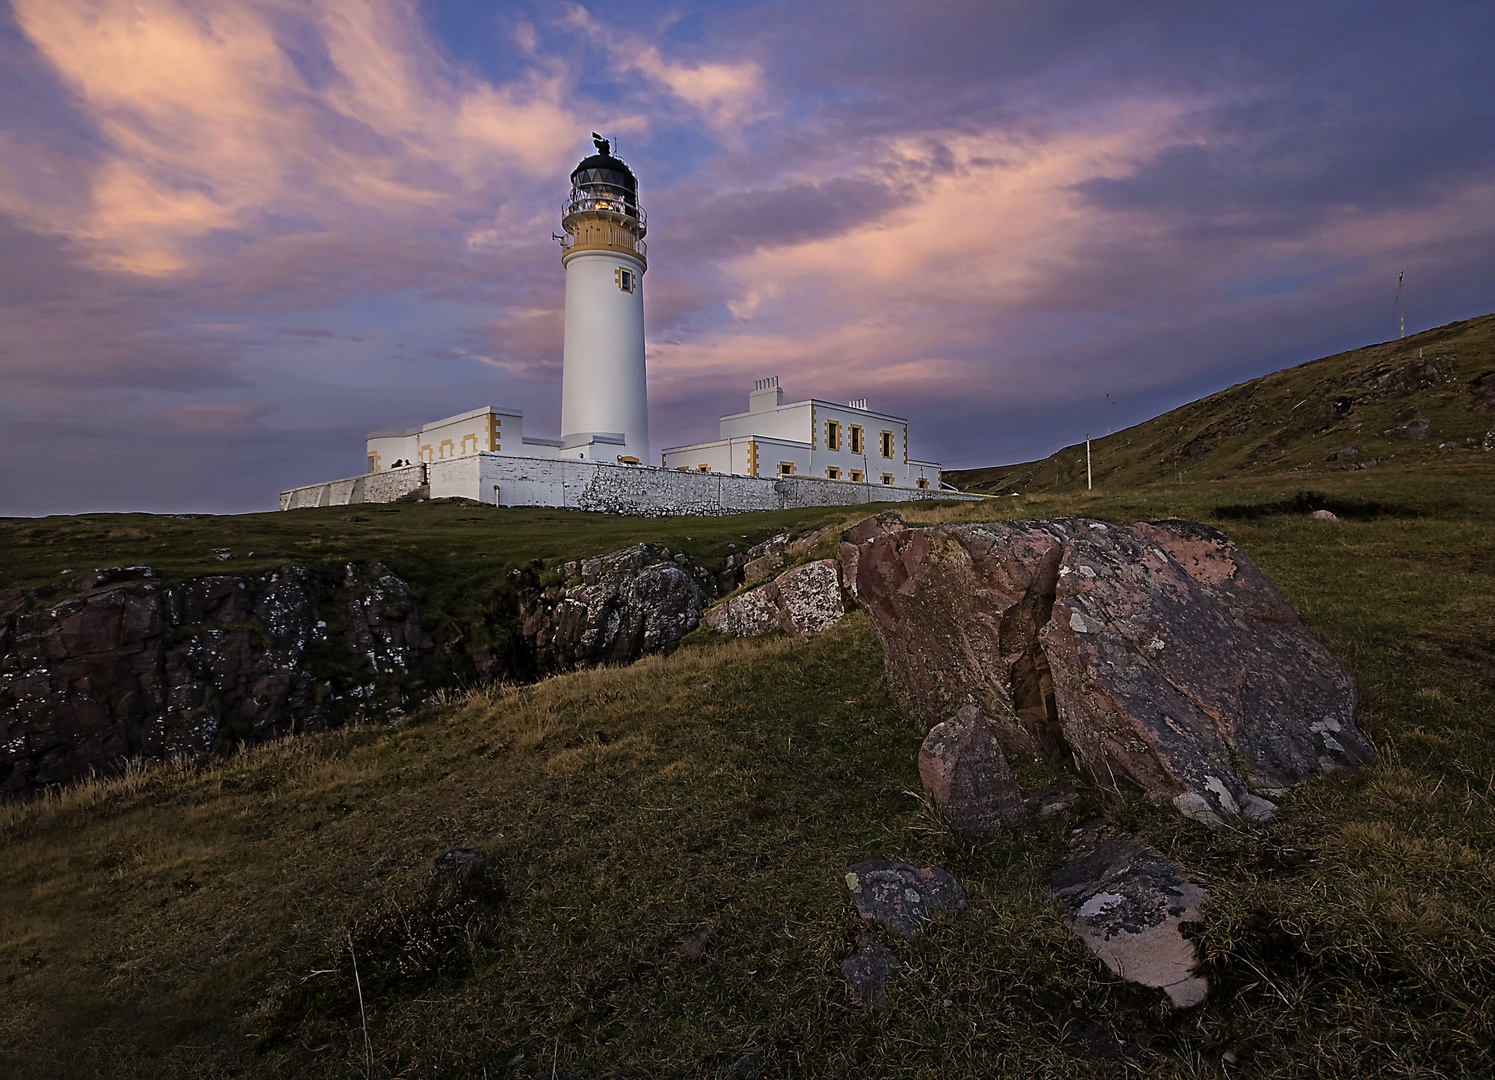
[0,563,434,798]
[1,545,724,800]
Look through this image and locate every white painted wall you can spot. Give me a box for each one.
[283,453,976,514]
[719,401,812,443]
[560,248,649,462]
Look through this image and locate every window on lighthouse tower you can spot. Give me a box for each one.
[616,268,635,293]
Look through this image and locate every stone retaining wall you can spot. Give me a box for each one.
[281,454,982,515]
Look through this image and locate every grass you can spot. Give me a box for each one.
[2,466,1494,1077]
[0,499,877,596]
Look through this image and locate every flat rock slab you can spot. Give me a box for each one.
[844,859,964,937]
[841,940,901,1011]
[1051,830,1209,1008]
[918,704,1028,839]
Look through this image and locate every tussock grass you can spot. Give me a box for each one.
[3,469,1494,1076]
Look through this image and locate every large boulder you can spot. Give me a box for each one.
[855,520,1070,759]
[917,704,1028,839]
[857,518,1371,824]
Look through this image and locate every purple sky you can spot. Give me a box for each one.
[3,0,1493,514]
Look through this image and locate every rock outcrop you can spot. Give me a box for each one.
[917,704,1028,839]
[703,559,845,637]
[527,545,710,668]
[4,543,723,799]
[854,517,1372,824]
[1372,354,1453,397]
[1,562,432,797]
[1470,371,1495,414]
[717,527,833,593]
[1050,827,1209,1008]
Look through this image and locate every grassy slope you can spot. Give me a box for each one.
[0,500,867,596]
[947,313,1495,495]
[3,467,1493,1078]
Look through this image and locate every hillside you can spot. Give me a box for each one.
[947,313,1495,494]
[3,469,1494,1078]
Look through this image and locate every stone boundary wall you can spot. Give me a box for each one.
[281,453,982,515]
[279,464,426,511]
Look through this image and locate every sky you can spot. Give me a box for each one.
[2,0,1493,515]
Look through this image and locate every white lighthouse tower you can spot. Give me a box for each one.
[557,135,649,463]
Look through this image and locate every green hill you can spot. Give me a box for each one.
[3,469,1494,1077]
[948,312,1495,494]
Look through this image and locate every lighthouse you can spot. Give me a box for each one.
[558,135,649,463]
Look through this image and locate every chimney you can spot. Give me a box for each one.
[750,376,783,412]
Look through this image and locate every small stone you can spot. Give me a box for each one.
[1383,418,1431,441]
[1223,1050,1239,1065]
[841,940,900,1011]
[680,925,711,958]
[742,552,785,585]
[731,1050,761,1078]
[918,704,1029,839]
[432,847,487,877]
[844,860,964,936]
[1309,509,1339,523]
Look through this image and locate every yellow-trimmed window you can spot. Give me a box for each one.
[849,469,863,483]
[881,473,894,486]
[917,477,930,489]
[826,466,840,480]
[778,461,796,475]
[849,425,863,454]
[826,420,840,451]
[880,430,895,458]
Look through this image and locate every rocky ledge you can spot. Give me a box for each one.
[1,544,723,800]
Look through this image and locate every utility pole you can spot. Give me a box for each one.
[1397,271,1405,339]
[1086,434,1092,491]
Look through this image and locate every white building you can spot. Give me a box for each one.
[281,137,962,515]
[662,377,942,491]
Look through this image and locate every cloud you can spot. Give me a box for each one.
[563,5,764,133]
[7,0,586,276]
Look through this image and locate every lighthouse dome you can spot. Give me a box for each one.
[569,153,637,194]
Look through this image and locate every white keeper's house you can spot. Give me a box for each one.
[662,377,942,491]
[280,135,966,515]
